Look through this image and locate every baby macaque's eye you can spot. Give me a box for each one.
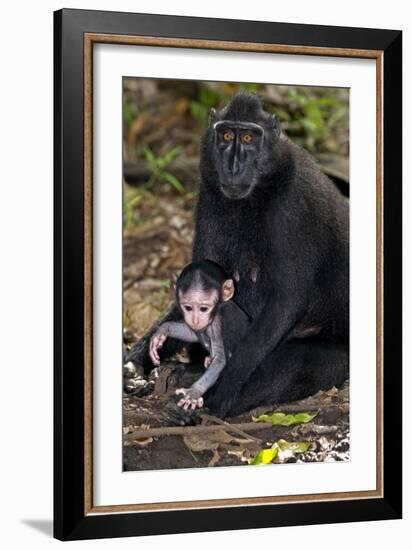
[183,305,192,312]
[200,306,210,313]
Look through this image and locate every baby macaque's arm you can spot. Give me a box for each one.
[176,317,226,409]
[160,322,199,342]
[150,322,198,365]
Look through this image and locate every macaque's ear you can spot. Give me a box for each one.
[222,279,235,302]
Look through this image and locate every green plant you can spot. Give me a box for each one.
[124,190,142,229]
[123,184,163,229]
[143,146,185,194]
[285,88,347,151]
[123,147,185,229]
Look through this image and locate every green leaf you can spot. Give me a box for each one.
[143,147,158,171]
[250,439,311,466]
[250,447,278,465]
[143,146,156,163]
[127,194,142,208]
[163,172,185,194]
[250,439,311,465]
[252,411,318,426]
[123,190,143,229]
[161,146,182,166]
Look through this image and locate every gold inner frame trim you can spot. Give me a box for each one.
[83,33,384,515]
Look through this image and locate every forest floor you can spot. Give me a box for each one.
[123,363,349,471]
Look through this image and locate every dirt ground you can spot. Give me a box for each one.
[123,363,349,470]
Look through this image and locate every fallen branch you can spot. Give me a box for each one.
[200,413,262,442]
[123,393,348,442]
[124,420,277,442]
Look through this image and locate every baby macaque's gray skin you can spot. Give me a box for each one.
[151,316,226,410]
[149,260,244,410]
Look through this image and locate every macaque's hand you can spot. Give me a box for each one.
[204,356,212,369]
[149,327,168,366]
[175,387,204,410]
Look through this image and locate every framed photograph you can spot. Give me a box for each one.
[54,8,402,541]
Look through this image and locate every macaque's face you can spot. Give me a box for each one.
[213,121,265,199]
[178,288,219,332]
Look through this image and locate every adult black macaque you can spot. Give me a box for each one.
[150,260,251,410]
[126,90,349,419]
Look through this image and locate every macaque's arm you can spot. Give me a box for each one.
[150,322,198,365]
[176,317,226,410]
[160,322,199,342]
[191,344,225,395]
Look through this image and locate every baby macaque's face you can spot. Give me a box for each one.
[178,288,219,332]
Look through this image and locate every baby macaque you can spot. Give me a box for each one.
[150,260,250,410]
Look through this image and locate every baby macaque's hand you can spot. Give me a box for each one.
[204,356,212,369]
[175,387,204,410]
[149,327,168,366]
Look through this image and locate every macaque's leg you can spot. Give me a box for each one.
[205,337,349,417]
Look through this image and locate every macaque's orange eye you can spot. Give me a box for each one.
[223,131,234,141]
[242,133,253,143]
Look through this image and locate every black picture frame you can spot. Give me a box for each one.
[54,8,402,541]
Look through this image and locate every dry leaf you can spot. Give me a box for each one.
[183,429,236,452]
[183,434,220,452]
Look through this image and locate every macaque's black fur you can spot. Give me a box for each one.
[127,91,349,419]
